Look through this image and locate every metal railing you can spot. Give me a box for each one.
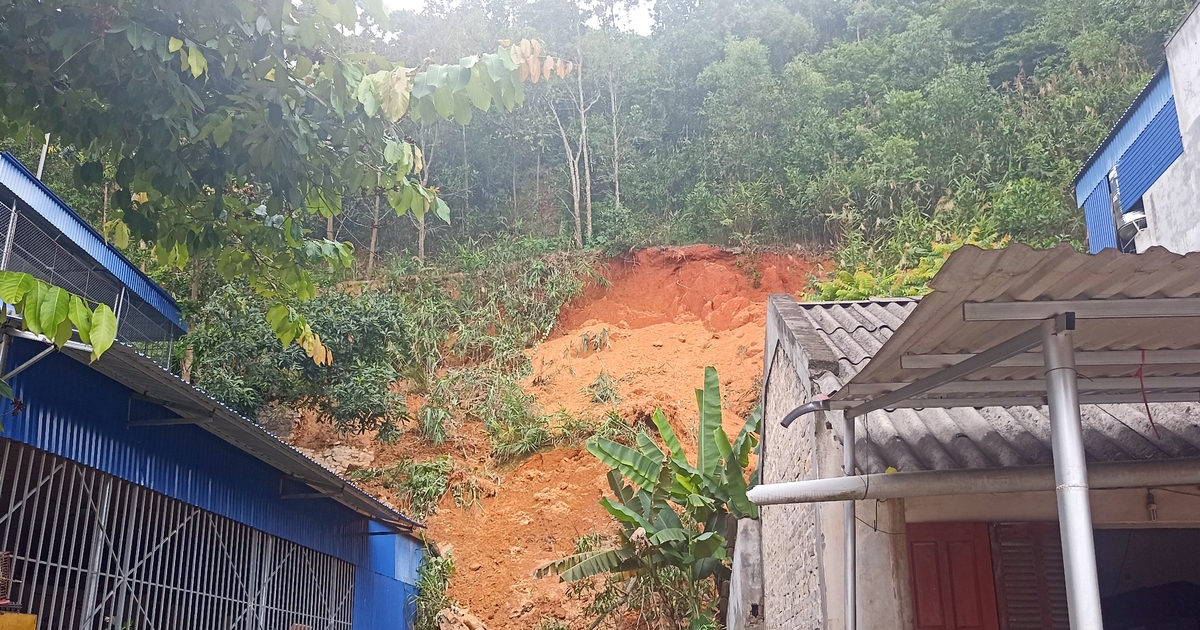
[0,439,356,629]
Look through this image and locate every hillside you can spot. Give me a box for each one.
[289,245,820,627]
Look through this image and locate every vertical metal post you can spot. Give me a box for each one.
[80,475,114,627]
[35,134,50,180]
[1041,318,1104,630]
[1,205,18,272]
[843,413,856,630]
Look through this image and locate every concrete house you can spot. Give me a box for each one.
[0,151,425,629]
[738,247,1200,630]
[1076,3,1200,254]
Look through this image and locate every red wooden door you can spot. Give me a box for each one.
[907,522,1001,630]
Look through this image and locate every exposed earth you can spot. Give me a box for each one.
[291,245,822,628]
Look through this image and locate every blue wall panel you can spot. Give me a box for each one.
[1116,97,1184,210]
[355,567,417,630]
[369,521,426,584]
[0,338,370,566]
[1082,181,1118,253]
[1075,67,1177,202]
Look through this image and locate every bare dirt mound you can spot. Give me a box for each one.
[292,245,823,629]
[436,246,819,627]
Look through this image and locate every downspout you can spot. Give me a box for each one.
[842,412,856,630]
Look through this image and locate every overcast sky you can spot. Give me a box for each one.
[381,0,656,35]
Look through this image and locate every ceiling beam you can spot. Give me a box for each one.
[829,391,1200,410]
[844,376,1200,396]
[901,349,1200,369]
[963,297,1200,321]
[840,314,1070,419]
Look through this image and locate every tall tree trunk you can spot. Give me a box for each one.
[326,215,334,240]
[366,193,381,279]
[553,107,584,249]
[416,131,435,263]
[609,74,621,211]
[418,212,426,262]
[462,126,469,237]
[577,48,593,243]
[180,263,201,383]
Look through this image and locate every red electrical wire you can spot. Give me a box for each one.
[1134,349,1160,439]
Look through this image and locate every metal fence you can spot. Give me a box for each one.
[0,200,180,367]
[0,439,356,630]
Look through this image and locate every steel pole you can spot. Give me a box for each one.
[843,413,856,630]
[1041,318,1104,630]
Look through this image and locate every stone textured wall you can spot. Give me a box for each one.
[760,348,827,630]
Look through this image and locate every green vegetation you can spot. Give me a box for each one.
[539,367,761,629]
[413,550,455,630]
[347,456,496,520]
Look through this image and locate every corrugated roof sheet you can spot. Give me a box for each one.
[1074,65,1175,198]
[831,244,1200,408]
[0,152,183,331]
[30,330,422,534]
[789,296,1200,473]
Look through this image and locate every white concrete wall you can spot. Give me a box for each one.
[1140,4,1200,253]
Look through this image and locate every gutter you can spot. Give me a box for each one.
[748,456,1200,505]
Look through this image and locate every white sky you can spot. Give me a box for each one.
[381,0,656,36]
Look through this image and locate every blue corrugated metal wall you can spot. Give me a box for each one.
[0,153,183,328]
[355,567,418,630]
[1115,98,1185,211]
[0,338,419,629]
[1074,66,1183,252]
[370,520,425,584]
[1082,182,1117,253]
[1,339,368,563]
[1075,67,1177,202]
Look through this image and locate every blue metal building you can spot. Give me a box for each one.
[1074,66,1184,253]
[0,151,424,629]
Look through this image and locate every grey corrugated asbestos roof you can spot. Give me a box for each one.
[791,297,1200,473]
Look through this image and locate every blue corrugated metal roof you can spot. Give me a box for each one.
[0,152,183,331]
[1074,66,1176,202]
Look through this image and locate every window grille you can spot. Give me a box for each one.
[0,439,355,629]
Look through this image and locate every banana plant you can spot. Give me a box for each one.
[537,366,761,626]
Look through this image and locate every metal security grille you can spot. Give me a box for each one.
[0,200,179,366]
[0,439,355,630]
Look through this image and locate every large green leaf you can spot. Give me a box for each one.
[689,530,724,561]
[651,408,685,462]
[535,548,635,582]
[588,437,660,490]
[89,304,117,363]
[649,527,690,546]
[600,497,653,531]
[696,366,723,478]
[0,271,33,304]
[733,405,762,469]
[38,286,69,342]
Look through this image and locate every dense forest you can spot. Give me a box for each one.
[1,0,1187,449]
[1,0,1188,446]
[347,0,1185,268]
[0,0,1192,626]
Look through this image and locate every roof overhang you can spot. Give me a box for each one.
[829,244,1200,416]
[4,327,421,536]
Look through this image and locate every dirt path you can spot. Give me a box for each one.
[292,245,822,628]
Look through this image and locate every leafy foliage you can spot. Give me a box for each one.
[0,0,575,357]
[412,549,455,630]
[538,367,762,628]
